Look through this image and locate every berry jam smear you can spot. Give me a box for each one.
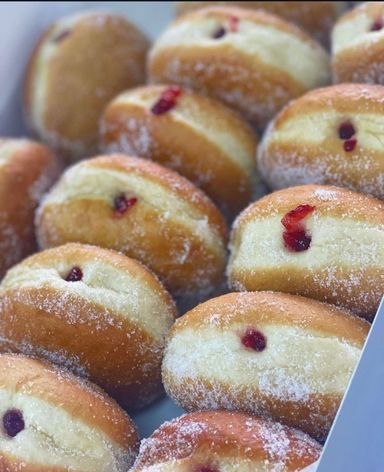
[343,139,357,152]
[281,204,315,252]
[212,26,226,39]
[196,467,219,472]
[113,194,138,218]
[151,86,182,115]
[229,16,239,33]
[241,328,267,352]
[65,266,83,282]
[370,18,384,31]
[3,409,25,438]
[338,120,357,152]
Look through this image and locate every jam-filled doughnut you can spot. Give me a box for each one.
[258,84,384,199]
[36,155,228,302]
[0,353,139,471]
[131,411,322,471]
[175,2,347,46]
[0,138,60,278]
[148,6,330,130]
[332,2,384,84]
[162,292,369,441]
[24,11,149,162]
[227,184,384,321]
[100,85,258,217]
[0,243,176,410]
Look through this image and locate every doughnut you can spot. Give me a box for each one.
[227,184,384,321]
[100,84,258,217]
[332,2,384,84]
[162,291,369,441]
[0,138,60,278]
[0,353,138,471]
[0,243,176,410]
[36,154,228,302]
[131,411,322,471]
[24,11,149,162]
[148,6,330,130]
[257,84,384,199]
[175,2,347,46]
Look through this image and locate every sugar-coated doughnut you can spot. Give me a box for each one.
[148,6,330,130]
[0,243,176,410]
[175,2,347,46]
[257,84,384,199]
[332,2,384,84]
[131,411,322,471]
[100,85,258,217]
[0,138,60,278]
[36,155,228,302]
[162,292,369,441]
[24,11,150,161]
[0,353,139,471]
[227,185,384,320]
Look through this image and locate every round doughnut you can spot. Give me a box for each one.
[227,184,384,321]
[100,84,258,217]
[162,292,369,441]
[131,411,322,471]
[175,2,347,46]
[332,2,384,84]
[36,154,228,302]
[257,84,384,199]
[0,243,176,410]
[0,353,138,471]
[148,6,330,130]
[0,138,60,278]
[24,11,150,162]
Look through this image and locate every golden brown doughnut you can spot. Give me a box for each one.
[0,243,176,410]
[227,184,384,320]
[100,84,258,217]
[0,353,139,471]
[131,411,322,471]
[148,6,330,130]
[257,84,384,199]
[0,138,60,278]
[35,154,228,302]
[24,11,150,162]
[162,292,369,441]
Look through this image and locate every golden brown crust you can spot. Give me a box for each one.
[132,411,321,470]
[0,353,138,450]
[100,85,258,216]
[0,139,60,278]
[24,12,150,160]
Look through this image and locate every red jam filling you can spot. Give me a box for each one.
[281,204,315,252]
[241,329,267,352]
[229,16,239,33]
[370,18,384,31]
[3,409,25,438]
[212,26,226,39]
[65,266,83,282]
[343,139,357,152]
[53,29,71,42]
[113,194,138,218]
[151,86,182,115]
[338,121,355,140]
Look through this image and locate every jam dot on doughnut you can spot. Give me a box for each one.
[212,26,226,39]
[3,409,25,438]
[113,193,138,218]
[338,121,355,140]
[241,329,267,352]
[281,204,315,233]
[343,139,357,152]
[370,18,384,32]
[53,29,71,43]
[229,16,239,33]
[281,204,315,252]
[65,266,83,282]
[151,86,182,115]
[283,229,312,252]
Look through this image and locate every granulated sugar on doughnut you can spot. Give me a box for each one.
[228,185,384,321]
[332,2,384,84]
[162,292,369,442]
[257,84,384,199]
[36,155,228,302]
[131,411,322,471]
[24,11,150,161]
[148,6,330,130]
[100,84,258,217]
[0,138,60,278]
[0,353,139,471]
[0,243,176,410]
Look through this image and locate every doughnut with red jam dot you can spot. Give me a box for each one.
[151,86,182,115]
[3,409,25,438]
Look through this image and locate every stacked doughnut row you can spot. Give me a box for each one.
[0,2,383,471]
